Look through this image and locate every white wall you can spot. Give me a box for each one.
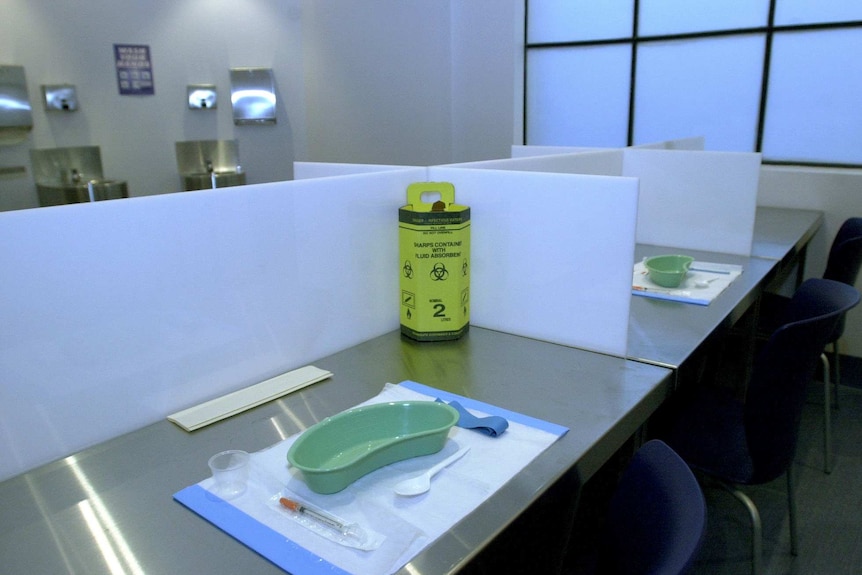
[301,1,453,165]
[1,0,307,209]
[450,1,523,162]
[1,1,521,211]
[300,0,521,166]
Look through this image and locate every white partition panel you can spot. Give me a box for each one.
[623,149,760,255]
[632,136,706,150]
[451,147,756,256]
[446,150,624,176]
[294,162,420,179]
[0,168,426,480]
[511,145,603,157]
[429,167,639,357]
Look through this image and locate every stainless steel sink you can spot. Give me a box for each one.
[175,139,246,191]
[182,171,246,191]
[36,179,128,206]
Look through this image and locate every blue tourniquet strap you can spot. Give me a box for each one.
[437,398,509,437]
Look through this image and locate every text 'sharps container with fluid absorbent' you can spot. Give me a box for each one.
[399,182,470,341]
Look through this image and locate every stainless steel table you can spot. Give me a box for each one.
[752,206,823,262]
[627,207,823,387]
[627,245,775,381]
[752,206,823,289]
[0,328,672,575]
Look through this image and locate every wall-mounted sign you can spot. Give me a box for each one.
[114,44,154,96]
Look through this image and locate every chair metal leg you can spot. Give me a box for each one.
[722,484,763,575]
[822,352,832,474]
[832,340,841,410]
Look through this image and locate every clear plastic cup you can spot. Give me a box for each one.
[208,449,250,499]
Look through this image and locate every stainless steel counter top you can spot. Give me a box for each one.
[752,206,823,263]
[753,206,823,290]
[628,245,776,374]
[627,207,823,382]
[0,328,672,575]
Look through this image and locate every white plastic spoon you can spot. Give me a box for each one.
[394,446,471,497]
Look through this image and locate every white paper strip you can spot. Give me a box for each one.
[168,366,333,431]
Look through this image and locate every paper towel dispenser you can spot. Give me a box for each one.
[0,65,33,145]
[229,68,276,125]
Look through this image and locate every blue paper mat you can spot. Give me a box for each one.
[174,381,568,574]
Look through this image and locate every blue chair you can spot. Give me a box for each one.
[758,217,862,472]
[597,439,707,575]
[663,278,860,575]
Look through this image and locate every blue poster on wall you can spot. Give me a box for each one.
[114,44,155,96]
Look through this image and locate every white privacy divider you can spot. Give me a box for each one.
[294,161,420,179]
[510,145,603,157]
[447,149,624,176]
[0,162,639,480]
[511,137,704,157]
[429,167,639,357]
[451,147,759,257]
[0,168,424,481]
[622,149,760,256]
[631,136,705,150]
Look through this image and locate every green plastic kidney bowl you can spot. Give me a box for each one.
[287,401,460,494]
[644,254,694,288]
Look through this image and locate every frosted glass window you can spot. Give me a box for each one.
[634,36,764,151]
[639,0,770,36]
[527,46,631,147]
[762,30,862,164]
[775,1,862,26]
[527,0,634,43]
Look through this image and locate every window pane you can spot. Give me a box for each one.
[634,35,765,151]
[527,46,631,147]
[639,0,770,36]
[527,0,634,43]
[762,29,862,164]
[775,0,862,26]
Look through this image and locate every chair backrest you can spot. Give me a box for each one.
[822,217,862,341]
[600,440,707,575]
[745,278,860,483]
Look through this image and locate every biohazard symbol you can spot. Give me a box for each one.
[430,262,449,281]
[403,260,414,279]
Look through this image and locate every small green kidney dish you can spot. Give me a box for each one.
[287,401,459,494]
[644,254,694,288]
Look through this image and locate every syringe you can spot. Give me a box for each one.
[280,497,348,532]
[279,496,369,546]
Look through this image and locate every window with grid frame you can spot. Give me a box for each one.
[525,0,862,167]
